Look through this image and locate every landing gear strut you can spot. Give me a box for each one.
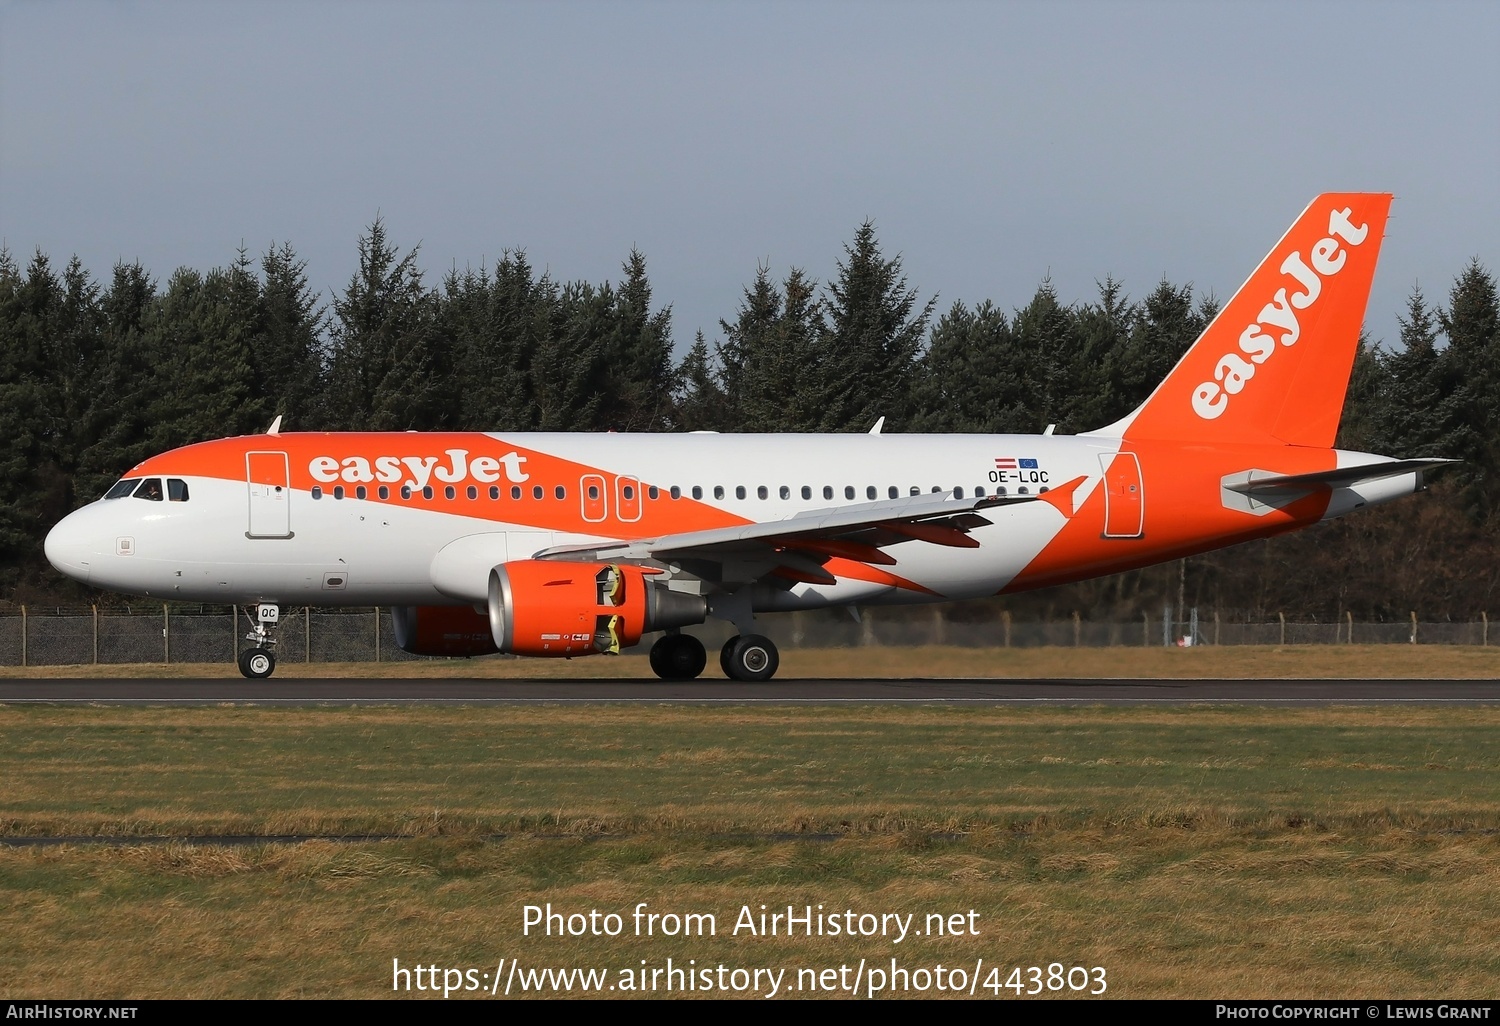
[649,632,707,680]
[238,603,280,679]
[720,634,779,682]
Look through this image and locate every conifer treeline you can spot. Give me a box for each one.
[1,220,1496,618]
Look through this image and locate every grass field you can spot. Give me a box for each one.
[3,699,1500,999]
[6,642,1500,678]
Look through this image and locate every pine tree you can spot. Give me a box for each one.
[0,251,63,581]
[816,223,934,431]
[598,249,675,431]
[325,219,447,430]
[253,242,326,428]
[75,261,158,499]
[717,266,826,431]
[910,299,1032,433]
[672,330,728,431]
[1435,260,1500,516]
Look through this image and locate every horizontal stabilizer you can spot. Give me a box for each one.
[1223,458,1457,495]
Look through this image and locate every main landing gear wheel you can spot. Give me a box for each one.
[238,647,276,679]
[649,634,707,680]
[721,634,779,682]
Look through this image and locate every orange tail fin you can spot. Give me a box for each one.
[1102,193,1392,447]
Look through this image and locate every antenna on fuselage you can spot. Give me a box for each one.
[868,417,885,435]
[267,415,283,436]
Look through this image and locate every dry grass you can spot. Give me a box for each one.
[7,643,1500,678]
[5,704,1500,998]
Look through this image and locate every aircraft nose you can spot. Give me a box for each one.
[44,509,94,583]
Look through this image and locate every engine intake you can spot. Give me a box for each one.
[488,560,707,657]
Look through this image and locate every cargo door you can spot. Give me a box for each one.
[1099,451,1144,539]
[246,451,292,539]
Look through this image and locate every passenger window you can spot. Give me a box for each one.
[779,485,789,500]
[589,484,601,500]
[889,486,899,499]
[1019,486,1030,495]
[443,486,455,500]
[532,486,543,500]
[622,484,634,500]
[648,485,660,500]
[555,485,566,500]
[466,485,477,500]
[105,479,138,500]
[132,478,164,501]
[422,486,434,500]
[757,485,768,500]
[167,478,190,502]
[997,486,1007,496]
[823,486,834,500]
[670,485,681,500]
[866,486,876,500]
[844,486,855,500]
[801,486,811,500]
[334,485,346,500]
[401,485,412,500]
[910,486,920,496]
[695,486,706,500]
[379,485,390,500]
[976,486,986,497]
[735,486,746,500]
[489,486,500,499]
[311,486,323,500]
[511,486,522,499]
[954,486,965,499]
[357,485,368,500]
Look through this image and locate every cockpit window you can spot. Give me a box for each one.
[167,478,190,502]
[104,479,139,500]
[132,478,164,501]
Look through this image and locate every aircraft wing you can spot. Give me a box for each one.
[533,475,1087,587]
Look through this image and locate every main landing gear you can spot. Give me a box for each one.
[648,632,707,680]
[719,634,779,682]
[646,632,781,681]
[238,603,281,679]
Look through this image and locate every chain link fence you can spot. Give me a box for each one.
[0,606,1492,667]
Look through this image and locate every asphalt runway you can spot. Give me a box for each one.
[3,677,1500,704]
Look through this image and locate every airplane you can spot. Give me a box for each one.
[43,193,1450,680]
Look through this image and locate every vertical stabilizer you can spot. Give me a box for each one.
[1097,193,1392,447]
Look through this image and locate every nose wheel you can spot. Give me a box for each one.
[238,647,277,679]
[238,603,282,679]
[720,634,779,682]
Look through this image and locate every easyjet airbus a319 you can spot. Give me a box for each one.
[45,194,1447,679]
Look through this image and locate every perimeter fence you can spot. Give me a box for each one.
[0,605,1493,667]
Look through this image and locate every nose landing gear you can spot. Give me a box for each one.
[238,603,281,679]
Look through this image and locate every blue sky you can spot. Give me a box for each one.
[2,0,1495,356]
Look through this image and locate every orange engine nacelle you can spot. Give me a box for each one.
[391,604,501,657]
[487,560,706,657]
